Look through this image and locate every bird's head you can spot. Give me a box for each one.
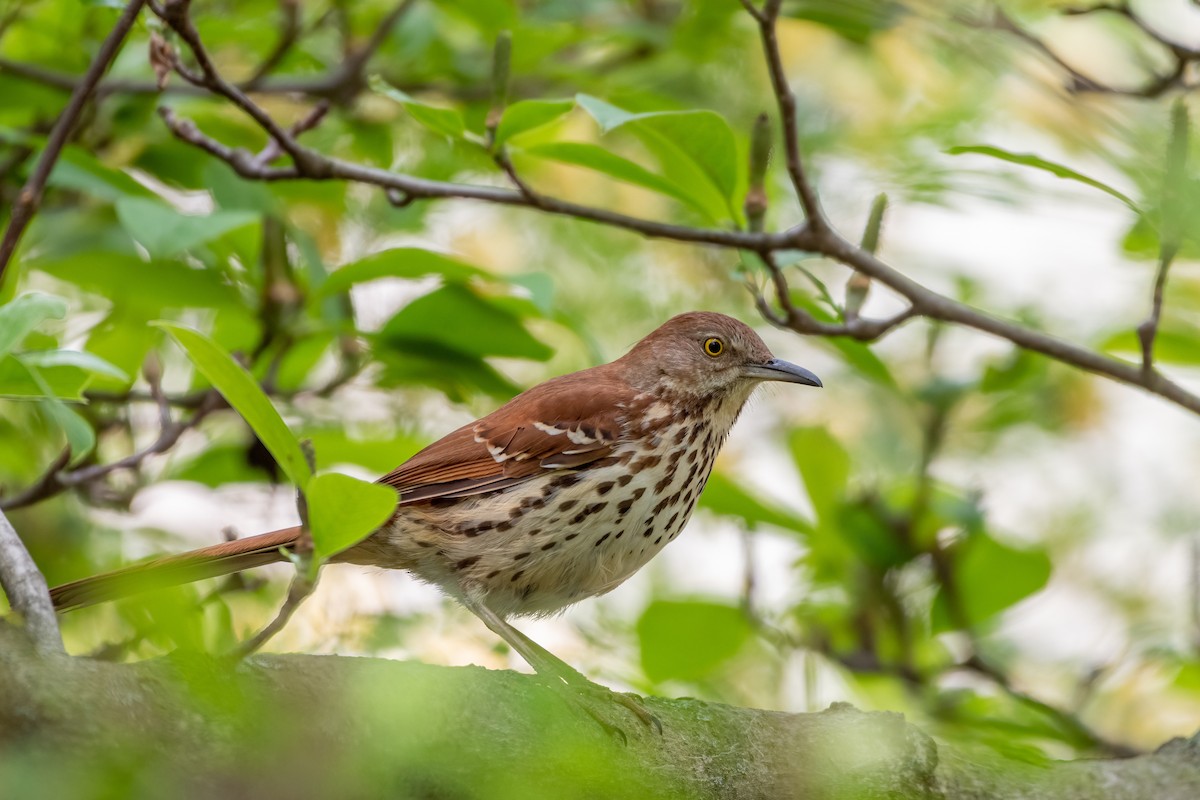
[621,312,822,400]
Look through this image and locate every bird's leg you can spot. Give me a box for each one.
[462,598,661,736]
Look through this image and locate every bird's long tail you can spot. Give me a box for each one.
[49,526,303,612]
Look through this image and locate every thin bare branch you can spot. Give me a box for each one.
[750,0,827,231]
[0,0,147,284]
[0,392,222,512]
[0,508,64,656]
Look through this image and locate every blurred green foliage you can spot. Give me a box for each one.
[2,0,1200,792]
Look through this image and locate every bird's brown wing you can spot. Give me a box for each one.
[377,370,632,504]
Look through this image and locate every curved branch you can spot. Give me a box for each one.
[0,509,63,655]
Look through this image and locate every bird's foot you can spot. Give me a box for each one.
[537,673,662,743]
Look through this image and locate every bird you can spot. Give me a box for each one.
[50,311,821,729]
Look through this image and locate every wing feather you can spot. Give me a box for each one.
[377,366,634,504]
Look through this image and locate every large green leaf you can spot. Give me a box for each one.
[35,253,240,312]
[156,323,312,488]
[637,600,753,683]
[523,142,711,217]
[320,248,485,297]
[932,533,1052,632]
[44,144,157,202]
[0,293,67,359]
[306,472,399,563]
[576,94,738,217]
[785,0,905,44]
[12,356,95,463]
[699,471,812,534]
[372,76,467,140]
[19,349,128,382]
[946,145,1141,214]
[789,427,850,523]
[494,99,574,147]
[0,357,90,401]
[115,198,258,259]
[378,283,553,361]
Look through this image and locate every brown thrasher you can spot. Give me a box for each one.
[50,312,820,728]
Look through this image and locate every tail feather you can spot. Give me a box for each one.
[50,526,303,612]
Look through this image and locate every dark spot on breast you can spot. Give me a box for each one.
[511,570,524,582]
[617,497,636,515]
[655,474,673,493]
[521,584,535,600]
[552,474,581,488]
[674,427,689,444]
[584,502,607,516]
[686,449,698,465]
[617,474,633,487]
[654,536,662,545]
[633,454,662,470]
[614,530,624,540]
[564,532,578,541]
[667,512,679,528]
[668,489,683,506]
[595,533,610,546]
[486,569,501,579]
[643,526,654,538]
[514,552,531,561]
[456,556,480,570]
[496,521,513,532]
[654,497,671,514]
[688,424,703,443]
[541,540,557,551]
[558,499,579,512]
[596,481,615,496]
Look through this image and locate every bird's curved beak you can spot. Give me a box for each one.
[742,359,822,387]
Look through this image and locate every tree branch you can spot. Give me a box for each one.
[0,0,147,286]
[752,0,827,231]
[0,509,63,656]
[0,391,222,512]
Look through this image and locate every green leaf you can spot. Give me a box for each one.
[932,534,1052,632]
[946,145,1141,214]
[637,600,753,683]
[37,396,96,464]
[320,248,485,297]
[156,323,312,487]
[45,144,157,202]
[699,471,812,534]
[790,427,850,523]
[115,198,259,259]
[494,99,574,147]
[35,253,240,312]
[785,0,905,44]
[577,94,739,208]
[523,142,711,217]
[372,76,466,139]
[19,349,129,381]
[0,356,90,401]
[305,472,398,563]
[379,283,553,361]
[0,292,67,360]
[19,359,95,464]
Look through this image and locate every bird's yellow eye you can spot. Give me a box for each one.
[703,337,724,357]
